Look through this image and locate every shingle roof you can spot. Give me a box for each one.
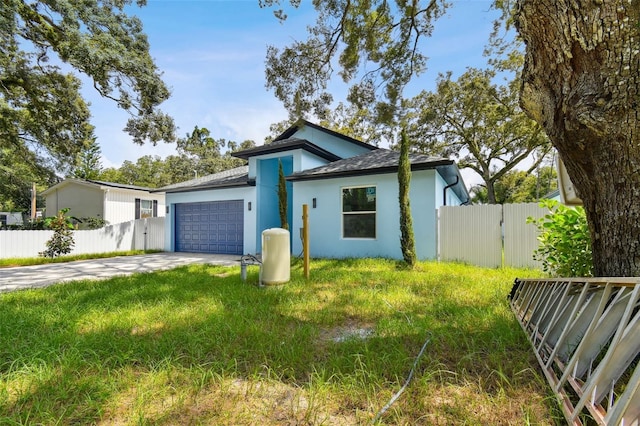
[156,166,250,193]
[41,178,157,196]
[86,179,154,191]
[231,138,342,161]
[286,148,453,181]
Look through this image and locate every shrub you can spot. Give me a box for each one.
[81,216,108,229]
[398,128,416,267]
[40,209,75,258]
[528,200,593,277]
[278,159,289,230]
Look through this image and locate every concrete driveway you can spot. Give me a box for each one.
[0,252,241,293]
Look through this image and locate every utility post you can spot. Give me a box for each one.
[31,182,36,220]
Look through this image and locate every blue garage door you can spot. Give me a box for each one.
[175,200,244,254]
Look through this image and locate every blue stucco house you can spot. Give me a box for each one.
[160,120,469,260]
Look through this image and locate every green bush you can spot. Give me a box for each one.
[81,216,108,229]
[39,209,75,258]
[278,159,289,230]
[398,128,416,267]
[528,200,593,277]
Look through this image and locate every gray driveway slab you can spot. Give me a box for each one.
[0,252,241,293]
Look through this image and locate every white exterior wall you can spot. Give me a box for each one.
[104,189,165,225]
[0,212,24,226]
[164,187,256,254]
[291,170,440,260]
[44,183,103,218]
[44,181,166,225]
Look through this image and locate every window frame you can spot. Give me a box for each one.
[341,185,377,240]
[139,199,154,219]
[135,198,158,219]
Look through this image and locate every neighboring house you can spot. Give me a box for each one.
[159,120,469,260]
[0,212,24,228]
[42,179,165,226]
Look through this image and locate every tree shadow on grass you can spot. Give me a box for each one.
[0,262,555,424]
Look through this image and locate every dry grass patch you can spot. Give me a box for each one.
[99,376,359,425]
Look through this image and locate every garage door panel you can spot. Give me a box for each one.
[175,200,243,254]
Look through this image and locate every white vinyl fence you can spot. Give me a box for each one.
[0,217,165,259]
[439,203,546,269]
[2,204,544,268]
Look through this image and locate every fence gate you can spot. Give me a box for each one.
[509,278,640,425]
[438,203,545,269]
[439,204,503,268]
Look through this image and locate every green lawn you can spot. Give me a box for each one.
[0,258,561,425]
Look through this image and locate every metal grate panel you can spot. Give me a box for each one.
[510,278,640,426]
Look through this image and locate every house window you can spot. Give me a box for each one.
[135,199,158,219]
[140,200,153,218]
[342,186,376,239]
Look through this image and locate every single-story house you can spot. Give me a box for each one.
[0,212,25,228]
[159,120,469,260]
[42,179,165,226]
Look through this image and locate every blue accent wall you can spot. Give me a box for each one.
[256,156,293,251]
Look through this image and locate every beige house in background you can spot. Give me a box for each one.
[41,179,165,225]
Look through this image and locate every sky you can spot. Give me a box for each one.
[83,0,504,186]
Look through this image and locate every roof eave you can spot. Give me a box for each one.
[436,164,470,203]
[86,179,154,192]
[41,178,99,196]
[163,181,253,194]
[287,160,454,182]
[232,140,341,162]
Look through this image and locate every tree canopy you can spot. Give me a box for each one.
[470,166,557,204]
[5,0,175,143]
[70,138,103,180]
[96,127,255,188]
[265,1,548,205]
[406,67,551,203]
[264,0,447,122]
[1,0,175,210]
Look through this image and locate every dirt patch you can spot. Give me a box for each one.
[317,319,375,344]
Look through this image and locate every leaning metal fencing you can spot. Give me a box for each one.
[509,278,640,426]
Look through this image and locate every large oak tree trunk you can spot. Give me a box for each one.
[516,1,640,276]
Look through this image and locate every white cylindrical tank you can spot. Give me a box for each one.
[261,228,290,285]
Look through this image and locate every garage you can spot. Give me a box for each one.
[175,200,244,254]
